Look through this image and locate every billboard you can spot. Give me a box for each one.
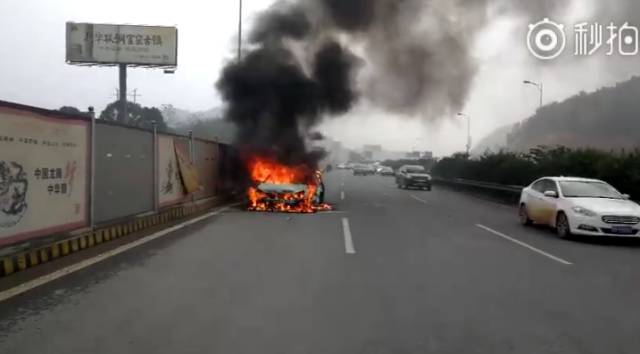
[0,102,89,247]
[66,22,177,66]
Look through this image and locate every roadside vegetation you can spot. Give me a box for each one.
[432,146,640,198]
[380,158,436,172]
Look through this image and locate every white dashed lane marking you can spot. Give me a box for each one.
[476,224,573,265]
[410,195,428,204]
[342,217,356,254]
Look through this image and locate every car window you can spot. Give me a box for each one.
[543,179,558,194]
[559,181,623,199]
[531,180,546,193]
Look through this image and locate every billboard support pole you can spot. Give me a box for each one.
[118,64,128,122]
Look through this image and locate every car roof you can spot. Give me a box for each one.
[258,183,307,193]
[540,176,606,183]
[401,165,424,169]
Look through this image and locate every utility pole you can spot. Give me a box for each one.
[129,88,142,103]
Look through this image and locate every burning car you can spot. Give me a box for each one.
[247,157,331,213]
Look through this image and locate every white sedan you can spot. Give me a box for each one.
[519,177,640,238]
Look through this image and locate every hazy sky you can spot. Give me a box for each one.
[1,0,638,156]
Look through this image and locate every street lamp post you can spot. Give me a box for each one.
[457,113,471,156]
[523,80,543,110]
[238,0,243,61]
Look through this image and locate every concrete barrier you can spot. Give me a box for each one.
[0,196,235,277]
[1,100,243,277]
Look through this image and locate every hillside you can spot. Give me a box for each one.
[506,76,640,151]
[162,105,236,144]
[171,118,237,144]
[471,124,513,155]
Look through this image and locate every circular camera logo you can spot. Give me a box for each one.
[527,18,566,60]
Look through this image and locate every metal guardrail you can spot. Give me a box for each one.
[434,178,524,193]
[432,177,523,204]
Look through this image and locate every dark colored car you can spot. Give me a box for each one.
[353,164,376,176]
[396,165,432,190]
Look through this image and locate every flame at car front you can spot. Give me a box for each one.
[246,156,332,213]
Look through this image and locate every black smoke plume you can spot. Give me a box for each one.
[217,0,613,169]
[217,1,358,169]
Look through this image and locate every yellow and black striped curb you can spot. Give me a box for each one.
[1,201,217,278]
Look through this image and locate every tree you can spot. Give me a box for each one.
[99,101,168,132]
[160,104,178,123]
[58,106,83,115]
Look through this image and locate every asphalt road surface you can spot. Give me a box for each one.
[3,170,640,353]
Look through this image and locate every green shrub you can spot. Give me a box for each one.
[432,146,640,198]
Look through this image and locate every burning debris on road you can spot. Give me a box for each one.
[247,156,331,213]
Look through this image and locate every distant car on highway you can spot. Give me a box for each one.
[377,166,394,176]
[519,177,640,238]
[396,165,431,190]
[353,164,376,176]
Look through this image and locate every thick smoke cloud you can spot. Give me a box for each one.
[249,3,311,43]
[319,0,375,32]
[218,0,617,168]
[217,2,358,168]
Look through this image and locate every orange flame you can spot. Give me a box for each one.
[246,156,332,213]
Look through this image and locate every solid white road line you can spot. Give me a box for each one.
[342,217,356,254]
[0,205,235,303]
[476,224,573,265]
[410,195,428,204]
[341,191,345,200]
